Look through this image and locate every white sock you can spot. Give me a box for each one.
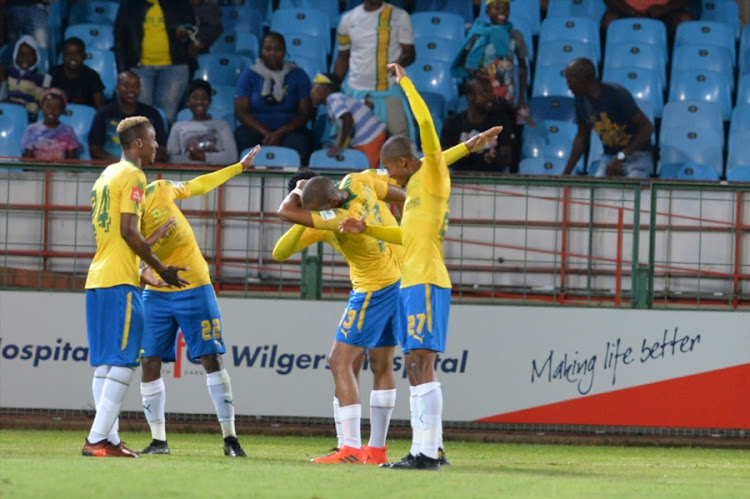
[409,386,422,456]
[339,404,361,449]
[87,366,134,443]
[416,381,442,460]
[333,397,344,448]
[91,365,120,444]
[140,378,167,441]
[206,369,236,438]
[368,389,396,448]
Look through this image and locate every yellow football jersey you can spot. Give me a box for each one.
[85,161,147,289]
[310,172,400,292]
[141,179,211,291]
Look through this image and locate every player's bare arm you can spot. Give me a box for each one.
[465,126,504,153]
[140,266,168,287]
[277,182,315,228]
[121,213,189,288]
[383,184,406,204]
[240,145,261,172]
[145,217,174,246]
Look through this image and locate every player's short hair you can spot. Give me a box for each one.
[117,116,152,148]
[287,168,319,193]
[381,135,418,163]
[301,176,335,209]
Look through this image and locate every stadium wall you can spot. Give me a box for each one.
[1,291,748,430]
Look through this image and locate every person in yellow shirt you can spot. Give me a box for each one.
[83,116,188,459]
[340,63,504,470]
[137,146,262,458]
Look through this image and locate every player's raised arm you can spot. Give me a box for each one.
[185,145,261,197]
[389,63,441,159]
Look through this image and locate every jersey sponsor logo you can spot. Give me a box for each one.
[319,209,336,221]
[130,187,144,203]
[168,181,184,189]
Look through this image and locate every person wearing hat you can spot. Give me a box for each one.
[21,87,80,160]
[311,72,387,169]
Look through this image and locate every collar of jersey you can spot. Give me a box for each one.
[335,182,357,209]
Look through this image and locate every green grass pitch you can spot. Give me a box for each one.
[1,430,748,498]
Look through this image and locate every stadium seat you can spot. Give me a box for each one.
[539,17,601,63]
[309,148,370,170]
[0,103,29,158]
[68,1,119,25]
[604,41,666,89]
[278,0,340,30]
[410,12,466,42]
[508,0,541,35]
[408,60,459,111]
[83,49,117,100]
[420,91,448,121]
[289,55,326,81]
[536,40,598,71]
[700,0,740,39]
[528,96,576,123]
[674,20,736,61]
[546,0,606,22]
[726,166,750,182]
[738,74,750,107]
[531,64,573,98]
[518,157,568,175]
[249,145,301,167]
[413,0,474,25]
[668,69,733,120]
[658,162,721,181]
[413,36,464,64]
[658,128,724,176]
[606,18,668,64]
[521,119,578,160]
[285,33,328,70]
[210,31,259,59]
[741,25,750,75]
[205,84,236,116]
[602,66,664,118]
[194,53,252,87]
[729,103,750,136]
[220,6,264,42]
[270,9,331,52]
[660,100,723,140]
[670,45,734,91]
[727,131,750,171]
[64,23,114,51]
[59,104,96,160]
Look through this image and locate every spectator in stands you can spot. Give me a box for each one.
[49,37,105,109]
[5,0,49,69]
[561,58,654,178]
[89,70,168,163]
[441,77,514,173]
[190,0,223,56]
[167,79,237,165]
[113,0,197,125]
[21,88,79,159]
[310,72,387,169]
[601,0,693,40]
[334,0,416,140]
[741,0,750,28]
[234,32,314,165]
[5,35,50,122]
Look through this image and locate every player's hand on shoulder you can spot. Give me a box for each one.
[240,145,261,171]
[339,217,366,234]
[387,63,406,83]
[159,265,190,288]
[146,217,174,246]
[140,267,168,287]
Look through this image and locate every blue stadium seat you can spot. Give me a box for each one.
[64,23,114,50]
[532,64,573,98]
[521,119,578,159]
[671,45,735,91]
[602,66,664,117]
[411,12,466,42]
[270,8,331,52]
[539,17,601,63]
[219,6,264,42]
[547,0,606,22]
[528,96,576,123]
[278,0,340,30]
[741,25,750,76]
[668,69,733,120]
[0,103,29,158]
[420,91,448,121]
[518,157,568,175]
[536,40,598,72]
[210,31,259,60]
[508,0,541,35]
[408,60,459,111]
[658,162,721,181]
[69,1,119,25]
[83,49,117,100]
[738,74,750,107]
[249,146,301,167]
[726,166,750,182]
[604,41,666,89]
[674,20,736,61]
[413,36,464,64]
[414,0,474,25]
[59,104,96,160]
[195,53,252,87]
[700,0,740,39]
[285,33,328,70]
[727,131,750,171]
[606,18,667,64]
[206,84,236,116]
[729,103,750,136]
[658,128,724,176]
[309,148,370,169]
[289,55,326,81]
[660,100,723,140]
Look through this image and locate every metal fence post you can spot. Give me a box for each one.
[632,264,651,309]
[300,243,323,300]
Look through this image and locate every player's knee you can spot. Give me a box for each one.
[140,356,162,381]
[200,353,223,373]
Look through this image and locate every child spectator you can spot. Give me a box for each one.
[167,79,237,165]
[21,88,79,160]
[49,37,106,109]
[6,35,51,122]
[310,72,386,169]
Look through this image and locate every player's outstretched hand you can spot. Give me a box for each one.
[140,267,168,287]
[465,126,504,153]
[339,217,366,234]
[240,144,261,171]
[159,265,190,288]
[387,63,406,83]
[145,217,174,246]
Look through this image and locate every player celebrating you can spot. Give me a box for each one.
[138,146,262,458]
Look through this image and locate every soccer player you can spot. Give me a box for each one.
[340,63,504,470]
[83,116,188,458]
[138,145,262,458]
